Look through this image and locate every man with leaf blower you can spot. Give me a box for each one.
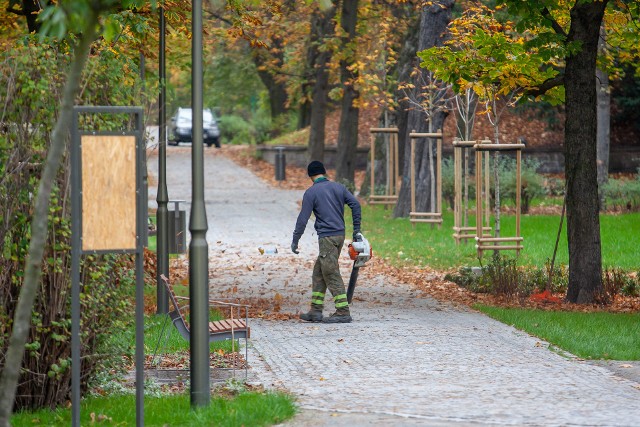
[291,161,362,324]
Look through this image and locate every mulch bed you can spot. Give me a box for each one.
[366,259,640,314]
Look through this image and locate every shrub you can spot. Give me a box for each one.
[599,268,640,302]
[484,254,520,297]
[441,158,455,210]
[621,273,639,297]
[447,258,638,305]
[444,267,492,294]
[601,171,640,212]
[218,114,257,145]
[544,176,565,197]
[498,158,545,213]
[0,37,143,411]
[445,257,570,299]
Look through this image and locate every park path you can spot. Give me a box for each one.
[146,145,640,426]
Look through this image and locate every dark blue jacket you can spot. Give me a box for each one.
[292,178,361,245]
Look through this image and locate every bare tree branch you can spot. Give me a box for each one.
[524,74,564,98]
[541,7,567,38]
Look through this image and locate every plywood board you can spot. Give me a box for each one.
[81,135,137,251]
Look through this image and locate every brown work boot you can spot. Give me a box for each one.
[322,311,352,323]
[299,309,323,322]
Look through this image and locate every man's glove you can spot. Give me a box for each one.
[353,230,362,241]
[291,242,299,254]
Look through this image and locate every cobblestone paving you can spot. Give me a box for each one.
[148,147,640,426]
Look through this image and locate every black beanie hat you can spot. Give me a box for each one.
[307,160,326,177]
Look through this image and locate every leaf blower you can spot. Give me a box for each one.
[346,232,372,303]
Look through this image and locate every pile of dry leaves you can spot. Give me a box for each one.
[367,259,640,313]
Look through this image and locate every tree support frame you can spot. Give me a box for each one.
[474,142,525,259]
[409,131,443,227]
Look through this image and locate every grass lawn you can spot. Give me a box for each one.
[476,305,640,360]
[10,302,295,426]
[11,391,296,427]
[145,312,237,355]
[363,205,640,270]
[12,272,297,427]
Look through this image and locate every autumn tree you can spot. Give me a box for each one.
[335,0,360,183]
[4,0,41,33]
[0,2,134,421]
[421,4,539,236]
[210,1,310,127]
[0,0,195,420]
[421,0,640,303]
[393,0,456,218]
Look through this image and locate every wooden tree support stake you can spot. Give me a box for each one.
[452,138,492,244]
[474,142,525,259]
[369,128,400,206]
[409,130,443,228]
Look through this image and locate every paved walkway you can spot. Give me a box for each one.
[147,146,640,426]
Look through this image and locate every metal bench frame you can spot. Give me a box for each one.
[152,275,250,377]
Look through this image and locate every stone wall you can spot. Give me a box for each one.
[258,145,640,174]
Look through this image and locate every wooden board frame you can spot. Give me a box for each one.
[474,142,525,258]
[409,131,443,227]
[452,139,491,244]
[369,127,400,206]
[70,106,145,427]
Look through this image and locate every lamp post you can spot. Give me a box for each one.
[189,0,210,407]
[156,3,169,315]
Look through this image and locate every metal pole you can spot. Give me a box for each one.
[156,4,169,314]
[190,0,210,407]
[70,110,81,427]
[135,109,146,426]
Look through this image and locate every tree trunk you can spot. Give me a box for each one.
[251,37,289,127]
[394,0,455,218]
[455,90,478,228]
[392,16,420,179]
[255,67,288,121]
[335,0,360,184]
[17,0,42,33]
[307,4,337,163]
[564,1,607,304]
[0,10,100,424]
